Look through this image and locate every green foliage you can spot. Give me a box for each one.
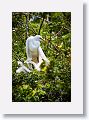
[12,12,71,102]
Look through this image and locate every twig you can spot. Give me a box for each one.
[28,22,37,35]
[24,13,37,36]
[23,13,29,38]
[38,15,45,35]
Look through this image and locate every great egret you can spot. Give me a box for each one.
[26,35,42,63]
[25,35,50,70]
[16,35,50,73]
[16,61,31,73]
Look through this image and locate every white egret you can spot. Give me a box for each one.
[16,35,50,73]
[25,35,50,70]
[16,61,31,73]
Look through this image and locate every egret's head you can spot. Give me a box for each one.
[18,61,23,66]
[35,35,42,41]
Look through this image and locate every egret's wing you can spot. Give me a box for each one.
[23,66,31,73]
[26,36,34,60]
[26,36,40,63]
[38,47,48,61]
[16,67,26,73]
[38,47,50,66]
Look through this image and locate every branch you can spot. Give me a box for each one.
[38,15,45,35]
[24,13,37,36]
[28,22,37,35]
[26,13,29,39]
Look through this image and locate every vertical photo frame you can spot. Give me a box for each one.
[0,0,83,114]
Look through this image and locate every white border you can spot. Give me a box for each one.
[0,0,83,114]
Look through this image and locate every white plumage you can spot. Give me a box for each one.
[16,61,31,73]
[26,35,41,63]
[16,35,50,73]
[25,35,50,70]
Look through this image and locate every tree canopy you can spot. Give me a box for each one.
[12,12,71,102]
